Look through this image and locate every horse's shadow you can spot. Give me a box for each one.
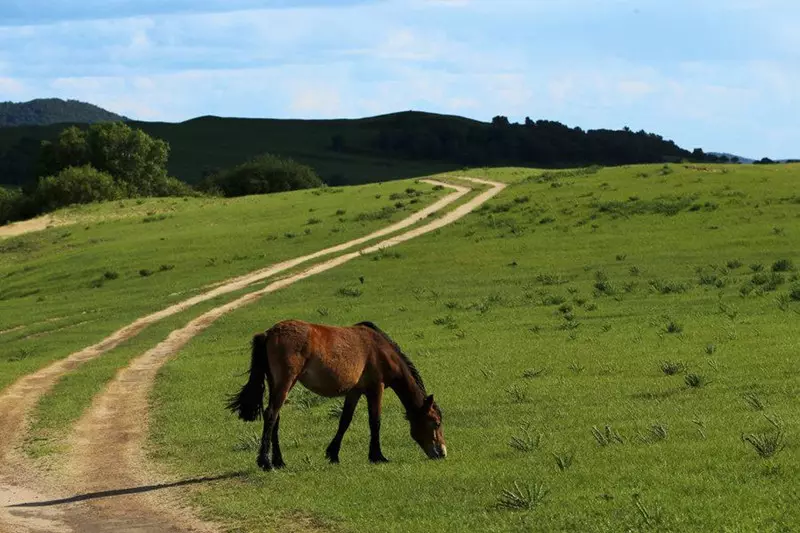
[7,471,244,508]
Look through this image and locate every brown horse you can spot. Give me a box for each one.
[227,320,446,470]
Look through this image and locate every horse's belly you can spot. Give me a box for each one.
[298,357,361,397]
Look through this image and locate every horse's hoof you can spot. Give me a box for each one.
[325,446,340,464]
[273,459,286,469]
[256,456,272,471]
[369,455,389,464]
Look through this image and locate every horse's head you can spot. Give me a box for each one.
[408,394,446,459]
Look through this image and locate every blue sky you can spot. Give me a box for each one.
[0,0,797,158]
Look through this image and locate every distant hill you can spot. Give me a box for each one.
[0,98,126,128]
[708,152,755,164]
[0,109,706,188]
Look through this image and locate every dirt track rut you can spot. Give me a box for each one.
[0,177,505,533]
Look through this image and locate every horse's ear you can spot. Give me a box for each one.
[423,394,434,410]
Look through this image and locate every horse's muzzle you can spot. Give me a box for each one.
[429,444,447,459]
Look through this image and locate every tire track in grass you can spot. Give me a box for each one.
[62,177,504,533]
[0,179,471,533]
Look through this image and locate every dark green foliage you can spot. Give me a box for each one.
[41,122,176,197]
[771,259,794,272]
[34,165,120,211]
[0,187,28,224]
[789,283,800,301]
[0,98,125,127]
[200,153,323,197]
[138,268,153,277]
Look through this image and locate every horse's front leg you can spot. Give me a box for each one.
[366,386,388,463]
[326,389,361,463]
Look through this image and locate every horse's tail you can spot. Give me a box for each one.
[226,331,269,421]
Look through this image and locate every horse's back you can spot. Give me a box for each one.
[267,320,381,396]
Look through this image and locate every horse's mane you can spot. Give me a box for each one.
[356,321,426,394]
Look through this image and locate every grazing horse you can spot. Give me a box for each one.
[227,320,446,470]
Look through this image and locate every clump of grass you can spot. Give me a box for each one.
[684,373,709,388]
[316,307,329,317]
[743,392,766,411]
[727,259,743,269]
[742,416,786,459]
[103,270,119,280]
[496,482,549,511]
[158,264,175,272]
[592,425,624,446]
[371,249,402,261]
[336,287,362,298]
[509,424,542,452]
[328,402,344,419]
[554,452,574,472]
[629,265,641,276]
[232,433,261,452]
[522,368,548,379]
[335,209,347,216]
[772,259,794,272]
[536,273,566,285]
[664,320,683,334]
[788,283,800,301]
[138,268,153,277]
[542,294,567,306]
[354,206,396,222]
[705,343,716,355]
[594,280,617,296]
[142,213,169,223]
[505,384,529,404]
[433,315,459,329]
[568,362,585,374]
[638,424,668,443]
[306,217,322,225]
[649,279,689,294]
[659,361,686,375]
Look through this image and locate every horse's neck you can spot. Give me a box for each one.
[389,360,425,414]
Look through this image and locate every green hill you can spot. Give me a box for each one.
[1,110,705,188]
[0,98,126,128]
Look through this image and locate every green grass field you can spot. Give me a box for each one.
[0,179,445,393]
[148,163,799,532]
[3,163,799,532]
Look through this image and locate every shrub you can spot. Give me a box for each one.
[34,165,120,211]
[772,259,794,272]
[201,153,323,197]
[0,187,27,224]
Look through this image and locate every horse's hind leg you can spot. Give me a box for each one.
[325,389,362,464]
[270,414,284,468]
[257,380,294,471]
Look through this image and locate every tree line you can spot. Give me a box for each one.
[0,122,323,224]
[333,115,731,166]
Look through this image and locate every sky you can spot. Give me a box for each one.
[0,0,798,159]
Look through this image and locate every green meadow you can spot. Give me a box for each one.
[0,179,445,392]
[149,163,799,532]
[3,163,799,532]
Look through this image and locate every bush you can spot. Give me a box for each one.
[34,165,120,211]
[0,187,26,225]
[201,153,324,197]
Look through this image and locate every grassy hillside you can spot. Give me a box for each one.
[140,163,799,532]
[0,179,445,392]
